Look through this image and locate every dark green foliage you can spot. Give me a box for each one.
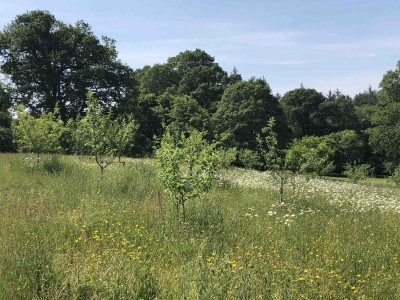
[366,61,400,167]
[0,82,14,151]
[237,149,263,169]
[354,86,379,107]
[213,78,288,151]
[167,95,210,135]
[320,90,360,133]
[167,49,228,110]
[280,87,326,138]
[0,10,137,121]
[136,64,179,96]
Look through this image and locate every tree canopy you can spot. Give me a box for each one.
[213,78,288,151]
[0,10,137,121]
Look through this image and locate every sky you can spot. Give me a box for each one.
[0,0,399,96]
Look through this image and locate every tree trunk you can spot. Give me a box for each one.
[280,177,284,207]
[100,166,104,179]
[181,193,186,222]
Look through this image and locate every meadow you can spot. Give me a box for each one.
[1,153,400,299]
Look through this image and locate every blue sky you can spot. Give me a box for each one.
[1,0,399,96]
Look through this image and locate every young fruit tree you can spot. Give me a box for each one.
[257,117,291,206]
[156,130,222,222]
[12,107,64,160]
[111,115,138,165]
[75,93,137,178]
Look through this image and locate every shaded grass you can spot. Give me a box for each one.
[0,153,400,299]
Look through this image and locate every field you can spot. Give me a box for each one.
[1,153,400,299]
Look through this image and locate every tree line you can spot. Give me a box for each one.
[1,10,400,176]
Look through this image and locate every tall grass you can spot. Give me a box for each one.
[1,153,400,299]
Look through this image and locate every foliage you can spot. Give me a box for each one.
[0,10,136,121]
[167,95,210,135]
[0,82,14,151]
[320,90,360,134]
[237,149,263,169]
[214,78,288,151]
[366,61,400,166]
[167,49,228,110]
[74,93,137,177]
[327,130,365,171]
[111,115,138,163]
[391,165,400,186]
[156,130,222,222]
[280,87,326,138]
[286,136,335,177]
[343,162,373,183]
[257,117,292,205]
[12,107,64,157]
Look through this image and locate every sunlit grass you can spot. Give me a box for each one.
[1,153,400,299]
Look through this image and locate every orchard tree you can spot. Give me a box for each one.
[156,130,221,222]
[12,107,64,159]
[75,93,127,177]
[257,117,291,206]
[111,115,138,165]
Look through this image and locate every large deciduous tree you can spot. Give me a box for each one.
[280,87,326,138]
[0,81,13,151]
[167,49,228,111]
[213,78,288,151]
[0,10,137,121]
[366,61,400,170]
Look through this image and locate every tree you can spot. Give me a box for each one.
[167,49,228,110]
[213,78,288,151]
[366,61,400,169]
[136,64,179,96]
[12,107,64,158]
[257,117,291,206]
[343,162,373,183]
[0,10,137,121]
[73,93,119,178]
[111,115,138,164]
[227,67,242,85]
[280,87,326,138]
[156,130,221,222]
[167,95,210,135]
[354,86,379,107]
[319,90,360,134]
[327,130,365,171]
[285,136,335,177]
[0,82,13,151]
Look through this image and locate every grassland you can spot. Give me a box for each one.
[1,153,400,299]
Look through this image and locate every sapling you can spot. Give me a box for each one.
[156,130,221,222]
[75,93,137,178]
[111,115,138,166]
[257,117,291,206]
[12,106,64,162]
